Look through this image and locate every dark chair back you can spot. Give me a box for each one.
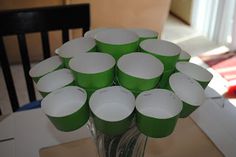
[0,4,90,112]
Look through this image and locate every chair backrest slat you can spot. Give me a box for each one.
[41,31,51,59]
[0,4,90,35]
[82,26,89,36]
[0,37,19,111]
[17,34,36,102]
[0,4,90,112]
[62,29,69,44]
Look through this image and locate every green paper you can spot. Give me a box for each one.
[136,110,179,138]
[96,40,139,60]
[48,103,89,132]
[91,112,134,136]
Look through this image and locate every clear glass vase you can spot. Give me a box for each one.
[87,118,148,157]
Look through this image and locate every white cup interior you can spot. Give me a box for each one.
[69,52,115,74]
[29,56,62,78]
[169,72,206,107]
[136,89,183,119]
[176,62,213,82]
[89,86,135,122]
[140,39,181,56]
[41,86,87,117]
[55,37,96,58]
[129,28,158,38]
[84,28,109,38]
[95,28,139,45]
[179,50,191,60]
[36,68,74,93]
[117,52,164,79]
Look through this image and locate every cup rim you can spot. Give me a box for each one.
[89,86,135,122]
[176,61,213,82]
[84,28,109,39]
[41,86,87,117]
[36,68,74,93]
[69,52,116,74]
[55,37,96,58]
[169,72,206,107]
[117,52,164,79]
[29,56,62,78]
[140,39,181,57]
[136,89,183,119]
[128,28,158,38]
[95,28,139,45]
[179,50,191,60]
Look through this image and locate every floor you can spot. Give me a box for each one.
[162,15,226,57]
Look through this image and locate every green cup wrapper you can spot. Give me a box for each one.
[56,37,96,67]
[36,68,74,97]
[158,69,175,89]
[128,28,158,42]
[29,56,64,83]
[89,86,135,135]
[168,72,206,118]
[117,52,164,92]
[95,29,139,60]
[84,28,109,39]
[41,86,89,132]
[175,61,213,89]
[69,52,115,89]
[178,50,191,62]
[140,39,181,71]
[135,89,183,138]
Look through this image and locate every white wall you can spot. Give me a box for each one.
[191,0,236,46]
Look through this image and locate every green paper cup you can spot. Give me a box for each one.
[89,86,135,135]
[29,56,63,83]
[84,28,109,38]
[69,52,115,90]
[84,88,97,98]
[178,50,191,62]
[129,28,158,41]
[135,89,183,138]
[158,69,175,89]
[56,37,96,67]
[95,28,139,60]
[113,76,143,97]
[117,52,164,93]
[41,86,89,132]
[140,39,181,71]
[169,72,206,118]
[36,68,74,97]
[176,62,213,89]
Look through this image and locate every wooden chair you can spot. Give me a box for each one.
[0,4,90,112]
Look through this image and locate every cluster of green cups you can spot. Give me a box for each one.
[29,28,212,138]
